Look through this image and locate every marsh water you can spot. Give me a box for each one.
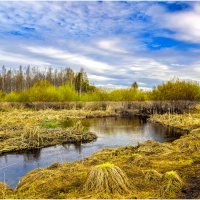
[0,117,180,188]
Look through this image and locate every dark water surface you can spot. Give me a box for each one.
[0,117,179,188]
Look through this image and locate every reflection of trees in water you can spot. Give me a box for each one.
[62,143,82,154]
[87,117,145,135]
[86,117,181,142]
[73,143,82,154]
[148,123,181,141]
[23,149,41,162]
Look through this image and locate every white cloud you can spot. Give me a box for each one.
[0,50,50,66]
[147,2,200,43]
[97,39,127,53]
[88,74,115,81]
[26,46,114,73]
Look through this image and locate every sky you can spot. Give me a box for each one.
[0,1,200,89]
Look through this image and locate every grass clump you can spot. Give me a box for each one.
[128,154,151,167]
[174,134,200,152]
[160,171,184,198]
[143,169,163,184]
[137,140,174,155]
[84,162,130,195]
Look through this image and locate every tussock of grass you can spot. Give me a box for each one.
[137,140,174,155]
[160,171,184,198]
[16,168,73,199]
[84,163,130,194]
[127,154,151,167]
[173,134,200,152]
[143,169,163,184]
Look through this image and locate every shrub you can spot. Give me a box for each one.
[150,79,200,100]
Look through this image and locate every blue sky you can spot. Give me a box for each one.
[0,1,200,89]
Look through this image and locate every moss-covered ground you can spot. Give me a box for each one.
[0,107,200,199]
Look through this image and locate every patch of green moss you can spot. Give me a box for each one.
[61,118,75,128]
[41,120,60,128]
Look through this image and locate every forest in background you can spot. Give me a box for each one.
[0,66,200,102]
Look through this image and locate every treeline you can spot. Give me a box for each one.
[0,80,145,102]
[0,66,95,94]
[0,66,200,102]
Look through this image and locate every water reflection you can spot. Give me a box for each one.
[0,117,180,188]
[23,149,41,161]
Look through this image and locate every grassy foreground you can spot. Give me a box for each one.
[0,109,117,154]
[0,108,200,199]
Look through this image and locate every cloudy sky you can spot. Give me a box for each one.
[0,1,200,89]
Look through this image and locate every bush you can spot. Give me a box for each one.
[1,79,200,102]
[150,79,200,100]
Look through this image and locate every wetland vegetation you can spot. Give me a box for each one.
[0,67,199,199]
[0,104,199,199]
[0,109,120,154]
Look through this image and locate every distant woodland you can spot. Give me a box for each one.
[0,66,200,102]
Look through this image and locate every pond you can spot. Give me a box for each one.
[0,117,180,188]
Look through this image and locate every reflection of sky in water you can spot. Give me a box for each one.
[0,117,179,188]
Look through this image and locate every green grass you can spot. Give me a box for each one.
[41,120,60,128]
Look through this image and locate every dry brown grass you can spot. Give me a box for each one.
[127,153,151,167]
[0,109,100,154]
[84,163,130,194]
[137,140,175,155]
[150,112,200,131]
[143,169,163,184]
[1,108,200,199]
[0,182,14,199]
[160,171,184,198]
